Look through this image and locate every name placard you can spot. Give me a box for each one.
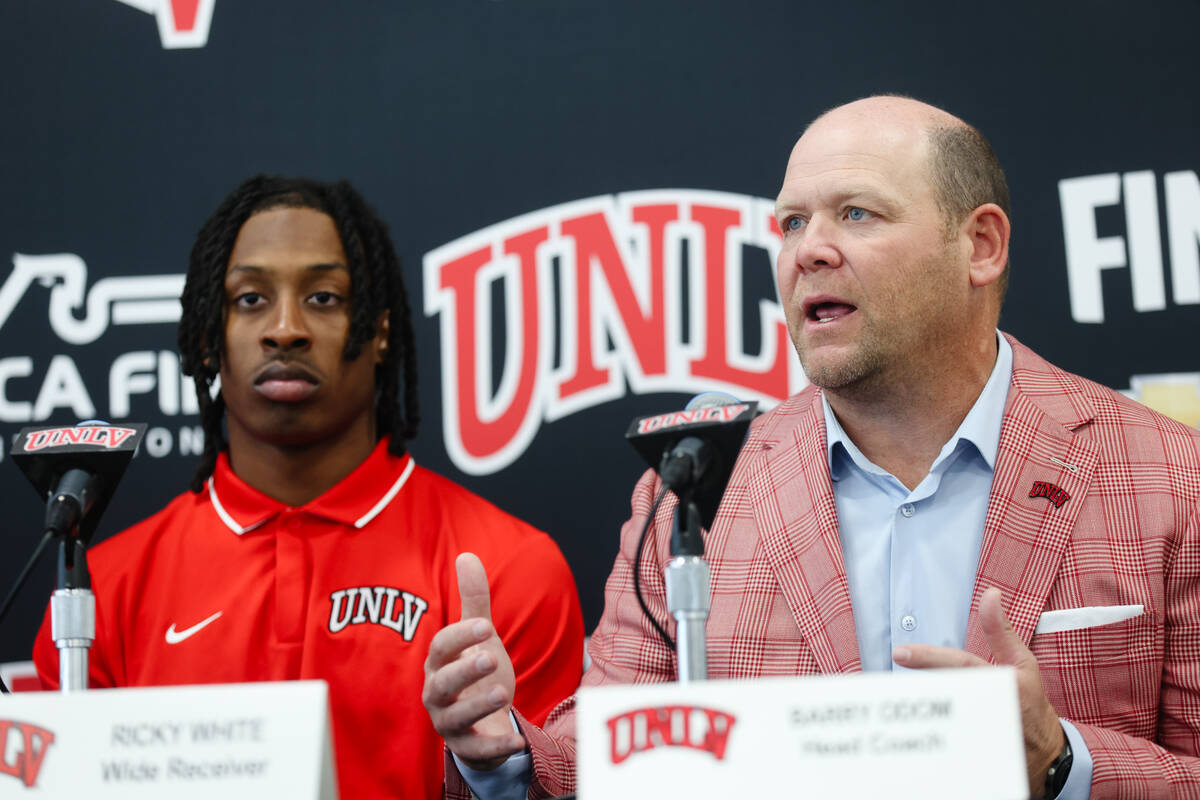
[577,667,1024,799]
[0,680,336,797]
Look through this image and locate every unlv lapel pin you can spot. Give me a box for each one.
[1029,481,1071,508]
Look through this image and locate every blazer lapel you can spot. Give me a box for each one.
[750,389,862,674]
[964,337,1100,658]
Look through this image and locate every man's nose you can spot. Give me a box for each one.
[792,215,844,274]
[262,296,310,350]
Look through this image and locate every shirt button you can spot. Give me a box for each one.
[900,503,915,518]
[287,517,301,530]
[901,615,917,631]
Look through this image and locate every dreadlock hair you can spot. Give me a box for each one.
[178,175,420,492]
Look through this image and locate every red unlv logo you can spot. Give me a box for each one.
[606,705,736,765]
[423,191,807,475]
[112,0,216,49]
[0,720,55,788]
[1029,481,1071,508]
[635,404,750,434]
[22,426,137,452]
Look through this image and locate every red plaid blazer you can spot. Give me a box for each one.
[446,334,1200,799]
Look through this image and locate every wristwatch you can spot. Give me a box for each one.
[1043,730,1073,798]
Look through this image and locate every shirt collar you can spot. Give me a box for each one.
[207,436,416,535]
[823,331,1013,479]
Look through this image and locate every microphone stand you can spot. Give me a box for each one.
[665,496,709,683]
[658,436,714,684]
[10,423,146,693]
[629,398,756,686]
[51,535,94,692]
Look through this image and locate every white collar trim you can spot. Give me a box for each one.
[207,456,416,534]
[206,477,273,536]
[354,457,415,529]
[208,476,246,535]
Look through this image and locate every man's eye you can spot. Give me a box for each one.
[782,216,805,231]
[846,207,871,221]
[310,291,341,306]
[235,292,263,308]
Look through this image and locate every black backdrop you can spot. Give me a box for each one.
[2,0,1198,664]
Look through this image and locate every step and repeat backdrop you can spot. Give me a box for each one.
[1,1,1197,663]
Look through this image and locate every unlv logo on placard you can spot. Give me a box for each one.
[423,191,808,475]
[607,705,736,765]
[111,0,216,49]
[0,719,55,789]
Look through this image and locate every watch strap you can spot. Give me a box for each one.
[1043,728,1074,798]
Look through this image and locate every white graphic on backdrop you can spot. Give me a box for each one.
[0,254,183,345]
[0,254,198,461]
[111,0,216,49]
[1059,170,1200,323]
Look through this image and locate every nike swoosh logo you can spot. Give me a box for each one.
[165,611,223,644]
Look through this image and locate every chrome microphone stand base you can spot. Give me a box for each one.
[666,554,710,683]
[51,538,94,693]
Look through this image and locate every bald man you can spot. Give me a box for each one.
[425,97,1200,799]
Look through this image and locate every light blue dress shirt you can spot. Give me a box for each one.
[822,333,1089,799]
[455,712,532,800]
[822,336,1011,671]
[463,333,1091,799]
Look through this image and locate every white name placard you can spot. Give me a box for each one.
[0,680,336,797]
[577,667,1025,799]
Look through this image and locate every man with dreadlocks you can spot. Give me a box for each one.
[32,176,584,800]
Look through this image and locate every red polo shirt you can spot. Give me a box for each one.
[33,438,584,799]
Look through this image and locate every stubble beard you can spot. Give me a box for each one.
[796,320,891,398]
[795,243,963,401]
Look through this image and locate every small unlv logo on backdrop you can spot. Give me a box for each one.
[423,190,808,475]
[0,719,56,788]
[607,705,736,765]
[1058,170,1200,323]
[111,0,216,49]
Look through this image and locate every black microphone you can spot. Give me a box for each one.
[625,392,757,532]
[10,421,146,541]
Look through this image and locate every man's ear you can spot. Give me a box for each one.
[200,347,220,374]
[964,203,1010,288]
[374,311,390,364]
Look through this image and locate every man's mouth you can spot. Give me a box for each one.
[253,363,319,402]
[803,297,858,324]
